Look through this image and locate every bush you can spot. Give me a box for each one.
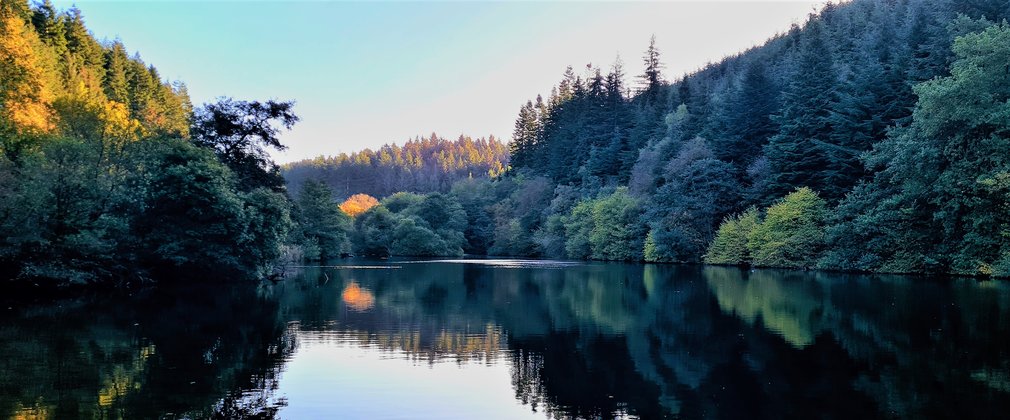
[705,207,760,265]
[746,187,827,268]
[564,187,644,261]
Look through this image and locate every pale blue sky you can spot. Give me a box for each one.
[52,1,826,163]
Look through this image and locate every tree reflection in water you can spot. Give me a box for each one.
[0,283,292,419]
[3,261,1010,419]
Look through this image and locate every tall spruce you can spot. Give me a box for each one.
[763,19,845,202]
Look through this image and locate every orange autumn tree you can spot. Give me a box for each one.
[339,193,379,217]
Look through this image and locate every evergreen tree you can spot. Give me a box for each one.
[823,21,1010,276]
[640,35,663,92]
[509,100,538,169]
[708,61,778,166]
[763,19,844,201]
[103,41,130,105]
[296,180,351,261]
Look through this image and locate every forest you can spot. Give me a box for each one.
[290,0,1010,277]
[0,0,304,285]
[4,0,1010,286]
[282,134,509,199]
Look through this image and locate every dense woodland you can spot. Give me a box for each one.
[291,0,1010,277]
[5,0,1010,285]
[0,1,304,284]
[283,134,508,199]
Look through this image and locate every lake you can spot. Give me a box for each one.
[2,260,1009,419]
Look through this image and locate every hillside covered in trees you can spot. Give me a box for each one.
[6,0,1010,283]
[282,134,508,199]
[0,1,304,285]
[303,0,1010,277]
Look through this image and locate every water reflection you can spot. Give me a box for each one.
[2,262,1010,418]
[340,282,375,312]
[0,284,291,419]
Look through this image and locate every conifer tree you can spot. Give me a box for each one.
[763,19,843,201]
[640,35,663,92]
[509,100,538,169]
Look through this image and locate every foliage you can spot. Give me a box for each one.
[351,205,397,257]
[296,180,351,261]
[561,188,643,261]
[130,139,287,276]
[645,137,742,262]
[746,187,827,268]
[338,193,379,218]
[821,20,1010,276]
[562,200,594,260]
[0,2,293,284]
[283,134,508,199]
[704,207,760,265]
[191,98,298,191]
[349,192,467,257]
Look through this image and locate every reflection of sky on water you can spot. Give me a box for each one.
[277,335,548,420]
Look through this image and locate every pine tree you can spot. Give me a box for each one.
[509,100,538,169]
[103,41,130,105]
[763,19,842,201]
[30,0,66,59]
[640,35,663,92]
[708,60,778,166]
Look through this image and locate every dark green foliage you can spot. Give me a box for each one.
[821,20,1010,276]
[763,19,850,202]
[0,2,294,284]
[488,176,554,257]
[450,178,497,254]
[707,61,778,166]
[509,100,539,169]
[645,138,742,262]
[0,136,127,282]
[349,192,468,257]
[191,98,298,192]
[130,139,292,276]
[295,180,351,261]
[640,35,664,92]
[382,191,424,213]
[390,216,459,257]
[352,205,397,257]
[401,192,468,255]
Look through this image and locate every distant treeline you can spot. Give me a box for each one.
[299,0,1010,277]
[282,134,508,199]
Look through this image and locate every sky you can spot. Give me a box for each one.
[52,1,828,164]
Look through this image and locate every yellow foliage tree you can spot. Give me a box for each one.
[0,13,57,134]
[339,193,379,217]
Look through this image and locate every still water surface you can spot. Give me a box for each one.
[3,260,1010,419]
